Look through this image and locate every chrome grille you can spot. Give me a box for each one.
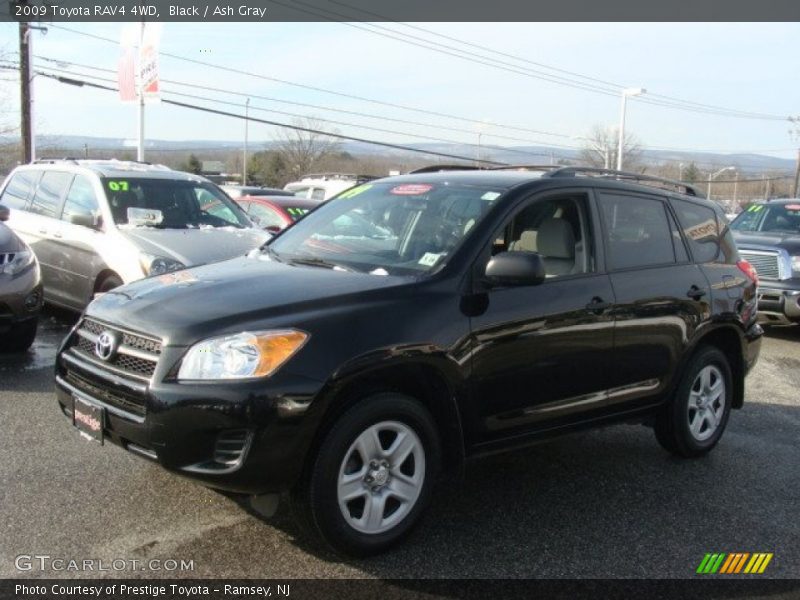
[740,250,780,280]
[72,318,161,379]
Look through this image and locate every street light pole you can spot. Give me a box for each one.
[617,87,646,171]
[243,98,250,185]
[707,166,735,201]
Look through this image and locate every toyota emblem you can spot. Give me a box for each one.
[95,330,118,361]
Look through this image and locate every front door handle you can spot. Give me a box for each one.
[53,231,63,239]
[586,297,612,313]
[687,285,707,300]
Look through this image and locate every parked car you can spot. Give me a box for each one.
[0,160,270,311]
[55,167,761,556]
[0,204,43,352]
[730,199,800,325]
[236,195,318,233]
[220,185,294,199]
[284,173,376,201]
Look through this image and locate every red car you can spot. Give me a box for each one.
[236,195,319,233]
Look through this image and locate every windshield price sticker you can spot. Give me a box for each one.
[390,184,434,196]
[107,181,130,192]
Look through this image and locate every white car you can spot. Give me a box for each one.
[0,159,270,310]
[284,173,375,201]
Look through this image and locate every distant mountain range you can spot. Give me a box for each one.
[7,134,795,175]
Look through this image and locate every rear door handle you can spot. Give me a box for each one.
[53,231,63,239]
[38,228,47,235]
[687,285,707,300]
[586,297,612,313]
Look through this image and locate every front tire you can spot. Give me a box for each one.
[298,393,440,556]
[655,346,733,458]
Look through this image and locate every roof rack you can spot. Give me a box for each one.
[545,166,698,197]
[408,165,481,174]
[32,158,80,165]
[487,164,560,173]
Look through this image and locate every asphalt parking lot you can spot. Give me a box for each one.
[1,308,798,580]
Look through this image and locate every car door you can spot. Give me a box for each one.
[53,174,104,308]
[21,171,73,304]
[597,190,709,410]
[467,190,616,447]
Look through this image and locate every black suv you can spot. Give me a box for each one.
[55,167,762,555]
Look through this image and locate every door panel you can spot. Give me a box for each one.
[469,273,616,443]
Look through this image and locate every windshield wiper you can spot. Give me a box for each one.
[287,256,357,272]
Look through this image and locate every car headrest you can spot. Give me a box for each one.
[538,218,575,259]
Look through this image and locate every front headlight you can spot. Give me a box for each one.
[177,330,309,380]
[1,249,35,275]
[140,252,185,276]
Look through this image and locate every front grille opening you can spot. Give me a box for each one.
[70,318,161,379]
[213,429,251,467]
[64,369,146,418]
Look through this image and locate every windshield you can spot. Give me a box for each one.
[731,203,800,234]
[267,181,505,275]
[104,178,252,229]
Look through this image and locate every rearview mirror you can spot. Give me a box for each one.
[0,204,9,222]
[484,251,546,287]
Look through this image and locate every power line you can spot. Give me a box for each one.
[18,69,514,165]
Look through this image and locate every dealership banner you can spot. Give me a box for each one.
[1,579,799,600]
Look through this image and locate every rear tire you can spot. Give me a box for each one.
[0,318,37,353]
[655,346,733,458]
[294,393,440,556]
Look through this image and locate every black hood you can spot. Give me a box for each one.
[733,231,800,255]
[86,255,410,346]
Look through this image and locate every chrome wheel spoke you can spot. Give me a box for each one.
[388,473,418,503]
[689,412,704,436]
[387,431,417,467]
[364,493,387,530]
[687,365,725,442]
[339,471,367,501]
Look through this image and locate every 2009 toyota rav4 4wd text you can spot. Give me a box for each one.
[55,167,762,556]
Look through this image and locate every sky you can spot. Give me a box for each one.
[0,22,798,162]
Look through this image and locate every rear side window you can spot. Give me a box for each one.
[0,170,40,209]
[671,199,720,264]
[62,175,100,221]
[599,193,676,270]
[29,171,71,218]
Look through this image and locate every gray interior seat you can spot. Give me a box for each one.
[537,218,575,276]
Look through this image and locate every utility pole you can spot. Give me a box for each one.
[733,171,739,205]
[793,148,800,198]
[242,98,250,185]
[137,21,145,162]
[19,23,31,164]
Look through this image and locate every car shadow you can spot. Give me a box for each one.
[761,323,800,342]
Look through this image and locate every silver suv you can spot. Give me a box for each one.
[0,160,270,311]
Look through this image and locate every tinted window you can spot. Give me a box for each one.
[667,210,689,262]
[0,170,40,210]
[30,172,71,218]
[671,199,720,263]
[730,202,800,234]
[599,193,676,270]
[62,175,100,221]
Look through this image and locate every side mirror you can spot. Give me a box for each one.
[484,251,546,287]
[68,211,101,229]
[0,204,9,222]
[266,225,282,234]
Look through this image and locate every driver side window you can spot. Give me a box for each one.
[494,195,594,278]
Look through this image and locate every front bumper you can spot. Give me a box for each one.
[756,279,800,324]
[0,264,43,332]
[55,336,326,495]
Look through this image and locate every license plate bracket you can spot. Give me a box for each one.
[73,396,105,444]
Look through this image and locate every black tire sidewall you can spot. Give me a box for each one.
[669,347,733,456]
[98,275,123,293]
[307,393,441,556]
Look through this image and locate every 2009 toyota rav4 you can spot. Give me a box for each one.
[55,167,762,556]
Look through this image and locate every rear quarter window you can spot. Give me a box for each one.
[29,171,72,218]
[0,170,41,210]
[671,199,722,263]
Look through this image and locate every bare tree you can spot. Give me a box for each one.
[578,125,642,171]
[276,117,341,180]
